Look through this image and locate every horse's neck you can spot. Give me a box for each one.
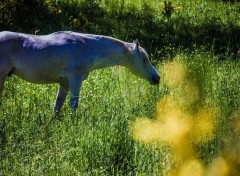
[94,58,121,69]
[92,44,130,70]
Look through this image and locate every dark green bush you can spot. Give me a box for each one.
[0,0,239,59]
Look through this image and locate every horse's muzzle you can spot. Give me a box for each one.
[151,74,160,85]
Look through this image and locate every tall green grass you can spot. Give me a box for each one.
[0,51,239,175]
[0,1,239,174]
[0,66,160,175]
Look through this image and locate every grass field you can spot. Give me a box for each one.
[0,0,240,175]
[0,50,239,175]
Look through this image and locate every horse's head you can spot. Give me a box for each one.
[126,40,160,85]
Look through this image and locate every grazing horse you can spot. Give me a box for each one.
[0,31,160,113]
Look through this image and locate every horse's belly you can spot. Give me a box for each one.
[14,68,60,84]
[13,59,68,84]
[13,51,69,84]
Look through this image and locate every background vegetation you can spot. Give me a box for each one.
[1,0,240,59]
[0,0,239,175]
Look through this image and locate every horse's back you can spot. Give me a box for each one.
[0,31,127,84]
[0,31,19,40]
[0,31,124,50]
[0,31,19,52]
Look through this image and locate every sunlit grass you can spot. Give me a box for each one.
[0,65,160,175]
[131,54,240,175]
[0,51,239,175]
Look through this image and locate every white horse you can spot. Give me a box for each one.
[0,31,160,113]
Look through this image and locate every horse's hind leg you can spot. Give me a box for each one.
[0,56,14,104]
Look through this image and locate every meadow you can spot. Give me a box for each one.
[0,0,240,175]
[0,51,239,175]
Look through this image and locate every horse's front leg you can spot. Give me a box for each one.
[53,85,69,113]
[68,75,83,110]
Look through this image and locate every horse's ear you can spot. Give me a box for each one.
[133,39,139,51]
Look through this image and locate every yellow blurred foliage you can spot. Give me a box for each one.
[161,61,186,87]
[207,157,229,176]
[178,159,204,176]
[130,59,239,176]
[191,107,217,144]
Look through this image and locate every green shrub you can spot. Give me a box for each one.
[0,0,239,59]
